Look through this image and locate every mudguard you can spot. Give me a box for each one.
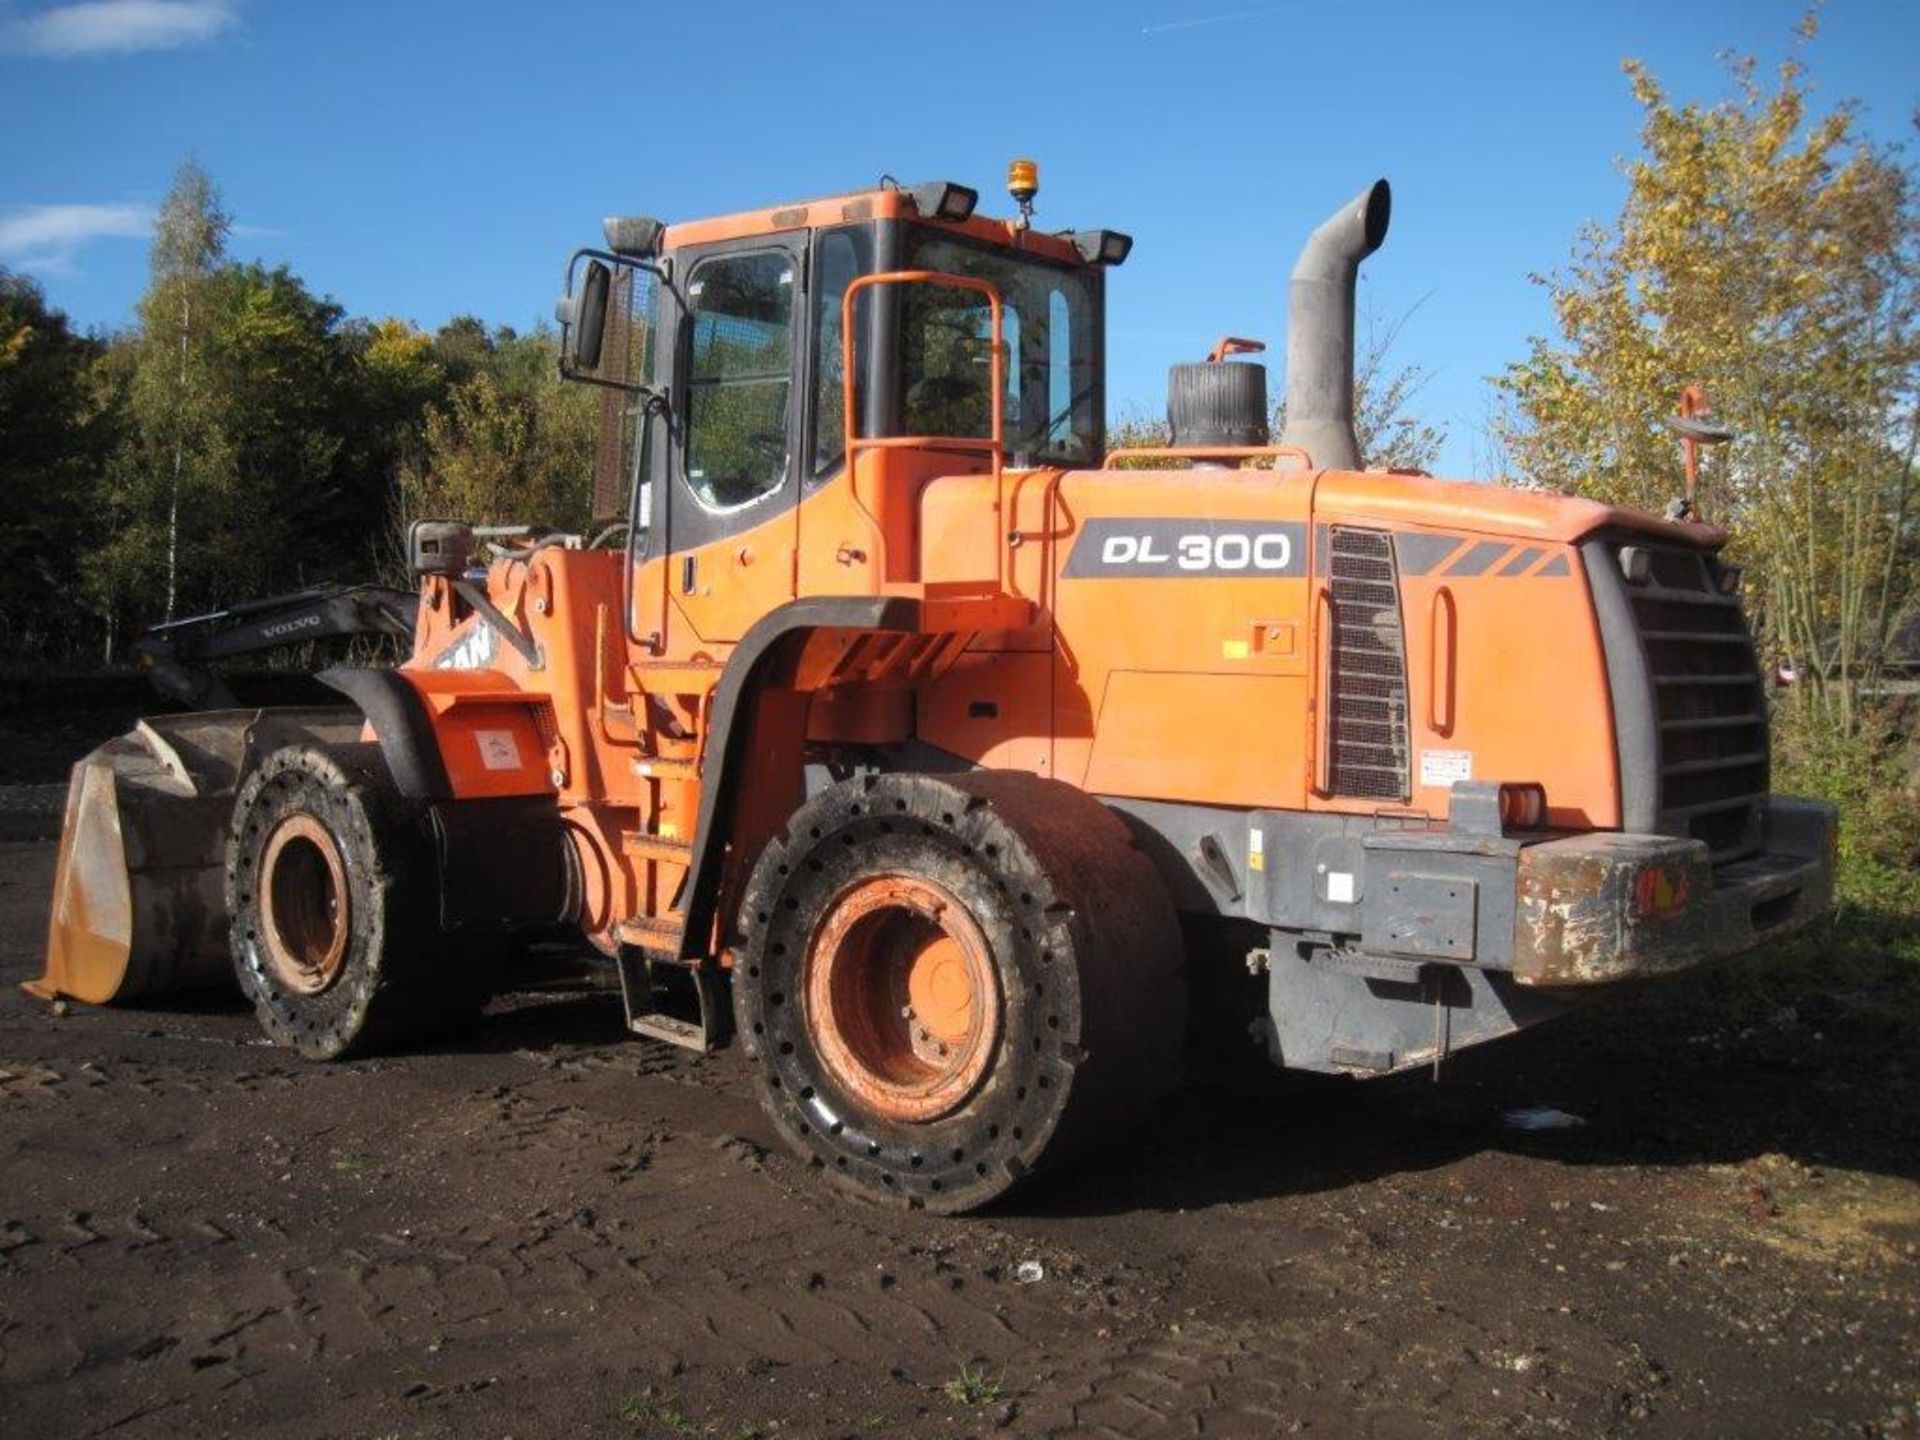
[318,664,554,801]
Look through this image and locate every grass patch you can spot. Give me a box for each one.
[943,1362,1004,1407]
[616,1390,700,1437]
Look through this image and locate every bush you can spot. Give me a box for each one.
[1772,699,1920,916]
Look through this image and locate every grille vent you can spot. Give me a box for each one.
[1621,542,1768,860]
[1327,526,1411,801]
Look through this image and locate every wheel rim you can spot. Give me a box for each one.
[259,813,351,996]
[803,874,1000,1123]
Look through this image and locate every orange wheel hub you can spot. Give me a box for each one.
[258,813,351,996]
[803,874,1000,1123]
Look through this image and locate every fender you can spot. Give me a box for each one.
[317,665,571,931]
[316,665,552,802]
[678,595,923,959]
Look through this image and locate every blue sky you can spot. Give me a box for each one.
[2,0,1915,476]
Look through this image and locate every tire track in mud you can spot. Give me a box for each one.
[0,1023,1708,1440]
[4,861,1915,1440]
[1,1010,1205,1435]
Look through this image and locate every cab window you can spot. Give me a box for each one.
[811,228,874,476]
[899,230,1099,466]
[684,251,794,511]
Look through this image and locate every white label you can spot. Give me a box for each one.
[1248,827,1265,873]
[1420,749,1473,787]
[475,729,523,771]
[1327,871,1356,904]
[433,620,495,671]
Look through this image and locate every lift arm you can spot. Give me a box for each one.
[133,584,419,708]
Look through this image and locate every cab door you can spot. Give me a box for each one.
[660,235,807,647]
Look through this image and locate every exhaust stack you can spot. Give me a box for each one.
[1278,179,1392,471]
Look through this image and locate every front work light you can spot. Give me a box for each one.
[1068,229,1133,266]
[907,180,978,222]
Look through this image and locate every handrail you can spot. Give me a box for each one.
[841,269,1005,590]
[1429,585,1457,735]
[1101,444,1315,470]
[1310,585,1336,798]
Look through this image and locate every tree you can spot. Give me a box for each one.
[1494,16,1919,733]
[0,268,109,658]
[395,323,596,556]
[137,158,233,621]
[206,262,354,594]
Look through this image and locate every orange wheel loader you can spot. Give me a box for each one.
[32,167,1837,1213]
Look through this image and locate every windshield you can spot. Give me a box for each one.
[898,229,1100,466]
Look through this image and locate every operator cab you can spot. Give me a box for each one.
[555,170,1128,639]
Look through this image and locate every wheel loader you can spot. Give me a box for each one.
[32,165,1837,1212]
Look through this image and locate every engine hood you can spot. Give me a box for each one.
[1312,470,1728,550]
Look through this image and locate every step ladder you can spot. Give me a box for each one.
[613,910,727,1053]
[615,655,727,1052]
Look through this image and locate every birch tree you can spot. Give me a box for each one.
[135,158,232,621]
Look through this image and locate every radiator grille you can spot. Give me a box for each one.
[1327,526,1411,801]
[1622,542,1769,860]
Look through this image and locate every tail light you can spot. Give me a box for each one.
[1498,783,1547,829]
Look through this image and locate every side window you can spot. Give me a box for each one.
[684,251,794,511]
[811,229,869,475]
[900,284,1014,440]
[1047,287,1075,455]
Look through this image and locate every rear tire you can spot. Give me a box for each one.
[225,744,493,1060]
[734,771,1185,1212]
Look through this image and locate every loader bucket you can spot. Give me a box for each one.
[28,708,364,1005]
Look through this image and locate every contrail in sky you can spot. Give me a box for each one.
[1140,5,1305,36]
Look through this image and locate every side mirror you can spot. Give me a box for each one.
[565,258,612,371]
[556,248,661,394]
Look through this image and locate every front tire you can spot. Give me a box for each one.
[734,771,1185,1212]
[225,744,490,1060]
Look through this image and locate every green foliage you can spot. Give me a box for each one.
[0,268,110,659]
[114,157,234,623]
[944,1362,1005,1407]
[396,321,595,541]
[1773,699,1920,915]
[1494,15,1919,735]
[616,1388,700,1437]
[0,157,599,661]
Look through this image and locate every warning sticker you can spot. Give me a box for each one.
[475,729,523,771]
[1248,827,1265,873]
[1419,749,1473,787]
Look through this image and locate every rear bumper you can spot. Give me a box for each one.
[1510,796,1837,986]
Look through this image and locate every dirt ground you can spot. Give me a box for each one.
[1,838,1914,1440]
[0,678,1915,1439]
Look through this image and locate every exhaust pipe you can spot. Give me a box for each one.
[1278,179,1392,471]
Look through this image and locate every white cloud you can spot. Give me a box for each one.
[1,1,238,58]
[0,202,151,274]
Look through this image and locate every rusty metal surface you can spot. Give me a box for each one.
[801,872,1001,1124]
[257,812,352,996]
[1511,797,1836,987]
